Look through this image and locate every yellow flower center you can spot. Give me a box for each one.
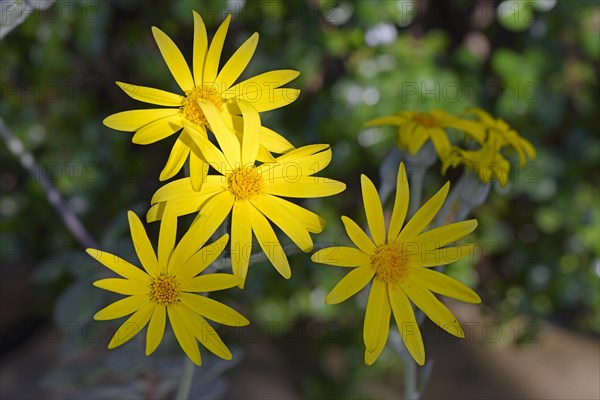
[182,84,224,126]
[227,166,264,200]
[412,112,439,128]
[150,274,181,305]
[371,243,410,283]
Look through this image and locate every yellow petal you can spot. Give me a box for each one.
[181,273,242,292]
[341,216,377,255]
[131,114,183,145]
[192,11,208,85]
[146,304,166,355]
[388,162,409,241]
[388,282,425,366]
[225,69,300,100]
[231,200,253,284]
[248,202,291,279]
[414,220,478,249]
[160,132,191,181]
[311,247,370,267]
[196,315,232,360]
[265,176,346,198]
[168,302,201,365]
[151,26,194,92]
[197,100,241,168]
[150,175,225,204]
[414,244,476,267]
[325,265,375,304]
[261,195,325,233]
[116,81,184,106]
[94,294,148,320]
[251,195,313,252]
[86,248,149,283]
[258,146,332,181]
[182,121,230,175]
[204,15,231,83]
[180,293,249,326]
[93,278,149,296]
[175,234,229,281]
[103,109,180,132]
[237,100,261,165]
[259,125,295,154]
[410,267,481,303]
[189,148,209,192]
[397,182,450,242]
[429,128,452,160]
[364,279,391,353]
[361,175,386,246]
[158,202,177,271]
[216,32,258,90]
[408,126,429,155]
[401,280,464,338]
[128,211,160,277]
[240,88,300,112]
[108,302,155,349]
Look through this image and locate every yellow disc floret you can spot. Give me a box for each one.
[150,274,181,305]
[227,166,265,200]
[182,84,224,126]
[371,243,411,283]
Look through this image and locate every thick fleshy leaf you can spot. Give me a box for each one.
[215,32,258,90]
[397,182,450,242]
[128,211,160,277]
[388,162,409,241]
[86,248,149,283]
[203,15,231,83]
[151,27,194,92]
[311,247,370,267]
[325,266,375,304]
[411,267,481,303]
[341,216,377,255]
[180,293,249,326]
[361,175,386,246]
[248,202,291,279]
[93,278,149,296]
[94,294,148,321]
[146,304,166,355]
[132,114,183,145]
[103,109,179,132]
[181,273,242,292]
[108,302,155,349]
[168,303,201,365]
[388,282,425,366]
[230,200,253,284]
[364,279,391,353]
[116,81,184,106]
[192,11,208,85]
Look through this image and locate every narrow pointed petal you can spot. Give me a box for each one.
[240,88,300,112]
[86,248,150,283]
[397,182,450,242]
[225,69,300,99]
[158,202,176,271]
[168,303,201,365]
[388,162,409,241]
[265,177,345,198]
[258,146,332,181]
[103,109,179,132]
[146,304,166,355]
[414,220,478,249]
[116,81,184,106]
[414,244,476,267]
[150,176,225,204]
[94,294,148,321]
[410,267,481,303]
[160,132,191,181]
[231,200,253,284]
[190,148,210,192]
[151,27,194,92]
[93,278,149,296]
[180,293,249,326]
[175,234,229,281]
[259,125,295,154]
[197,100,241,168]
[132,114,183,145]
[311,247,370,267]
[388,282,425,366]
[108,302,155,349]
[216,33,259,90]
[341,216,377,255]
[325,265,375,304]
[182,121,229,175]
[361,175,386,246]
[181,273,242,292]
[364,279,391,353]
[128,211,160,277]
[261,195,325,233]
[237,100,261,165]
[203,15,230,83]
[192,11,208,85]
[196,315,232,360]
[401,280,464,338]
[248,203,291,279]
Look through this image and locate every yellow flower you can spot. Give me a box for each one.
[103,11,299,190]
[311,162,481,366]
[365,109,485,159]
[87,203,249,365]
[146,112,346,287]
[465,107,536,167]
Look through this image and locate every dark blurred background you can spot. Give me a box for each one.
[1,0,599,399]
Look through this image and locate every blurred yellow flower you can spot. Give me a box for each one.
[88,203,249,366]
[311,162,480,366]
[146,111,346,287]
[103,11,299,190]
[365,109,484,159]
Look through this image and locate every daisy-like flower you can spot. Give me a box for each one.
[365,109,485,160]
[87,203,249,365]
[146,107,346,287]
[103,11,299,190]
[465,107,536,167]
[311,162,481,366]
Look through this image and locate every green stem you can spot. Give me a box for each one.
[175,356,196,400]
[403,355,418,400]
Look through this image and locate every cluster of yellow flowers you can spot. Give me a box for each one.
[88,12,533,368]
[367,107,536,186]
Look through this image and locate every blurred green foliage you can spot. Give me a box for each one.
[1,0,599,397]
